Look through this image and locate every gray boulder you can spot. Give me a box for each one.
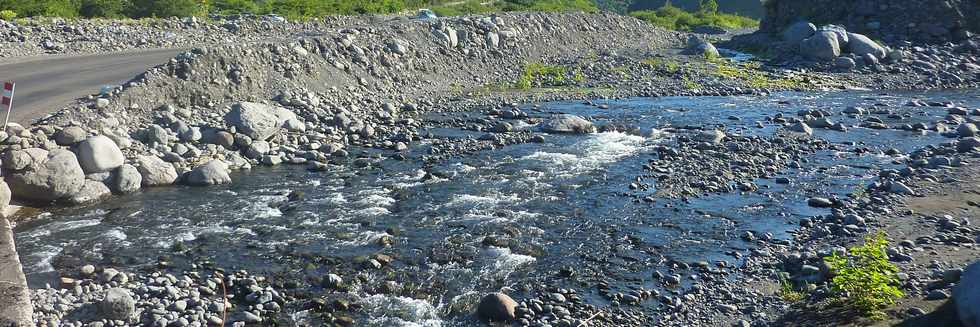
[110,164,141,194]
[477,293,517,322]
[54,126,87,145]
[5,149,85,203]
[184,160,231,186]
[135,155,178,186]
[99,288,135,321]
[834,57,856,69]
[800,31,840,61]
[847,33,886,59]
[696,130,726,144]
[958,137,980,153]
[955,261,980,327]
[819,25,848,45]
[783,21,816,44]
[684,36,719,58]
[958,123,978,137]
[540,114,596,134]
[225,102,297,141]
[788,122,814,136]
[67,180,111,205]
[76,136,125,173]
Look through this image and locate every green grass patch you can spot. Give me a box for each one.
[709,59,803,89]
[778,274,807,302]
[629,2,758,32]
[824,232,904,320]
[516,63,571,90]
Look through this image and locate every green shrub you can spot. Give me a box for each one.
[824,232,904,319]
[0,9,15,20]
[80,0,129,18]
[516,63,569,89]
[630,2,758,31]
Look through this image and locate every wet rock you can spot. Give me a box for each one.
[540,114,596,134]
[99,288,135,320]
[958,123,978,137]
[955,261,980,327]
[696,130,726,144]
[957,137,980,153]
[807,197,834,208]
[76,135,125,173]
[889,182,915,195]
[5,149,85,203]
[834,57,856,69]
[135,155,178,186]
[110,164,142,194]
[788,122,814,136]
[184,160,231,186]
[477,293,517,322]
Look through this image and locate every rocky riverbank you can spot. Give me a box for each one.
[3,9,980,327]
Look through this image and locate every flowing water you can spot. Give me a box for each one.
[14,89,980,325]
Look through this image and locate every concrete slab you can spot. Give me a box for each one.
[0,218,32,327]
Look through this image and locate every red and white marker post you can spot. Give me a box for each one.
[1,82,14,127]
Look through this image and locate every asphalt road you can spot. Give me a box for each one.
[0,48,182,125]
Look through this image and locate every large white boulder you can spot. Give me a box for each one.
[800,31,840,61]
[4,149,85,203]
[224,102,296,141]
[540,114,596,134]
[76,135,125,174]
[110,164,142,194]
[184,160,231,186]
[135,155,178,186]
[847,33,887,59]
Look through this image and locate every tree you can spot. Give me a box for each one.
[698,0,718,13]
[129,0,201,17]
[80,0,130,18]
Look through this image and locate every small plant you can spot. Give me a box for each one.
[824,232,904,320]
[778,276,806,302]
[0,10,17,21]
[516,63,568,90]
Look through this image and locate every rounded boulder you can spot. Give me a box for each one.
[76,135,125,174]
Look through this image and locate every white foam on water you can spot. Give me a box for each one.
[520,132,649,178]
[352,207,392,217]
[358,294,443,327]
[103,229,127,242]
[22,218,102,238]
[481,247,536,280]
[337,231,392,247]
[154,230,196,248]
[443,193,520,210]
[27,245,62,273]
[317,192,348,205]
[354,193,396,208]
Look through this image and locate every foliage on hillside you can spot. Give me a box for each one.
[0,0,597,19]
[629,1,758,31]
